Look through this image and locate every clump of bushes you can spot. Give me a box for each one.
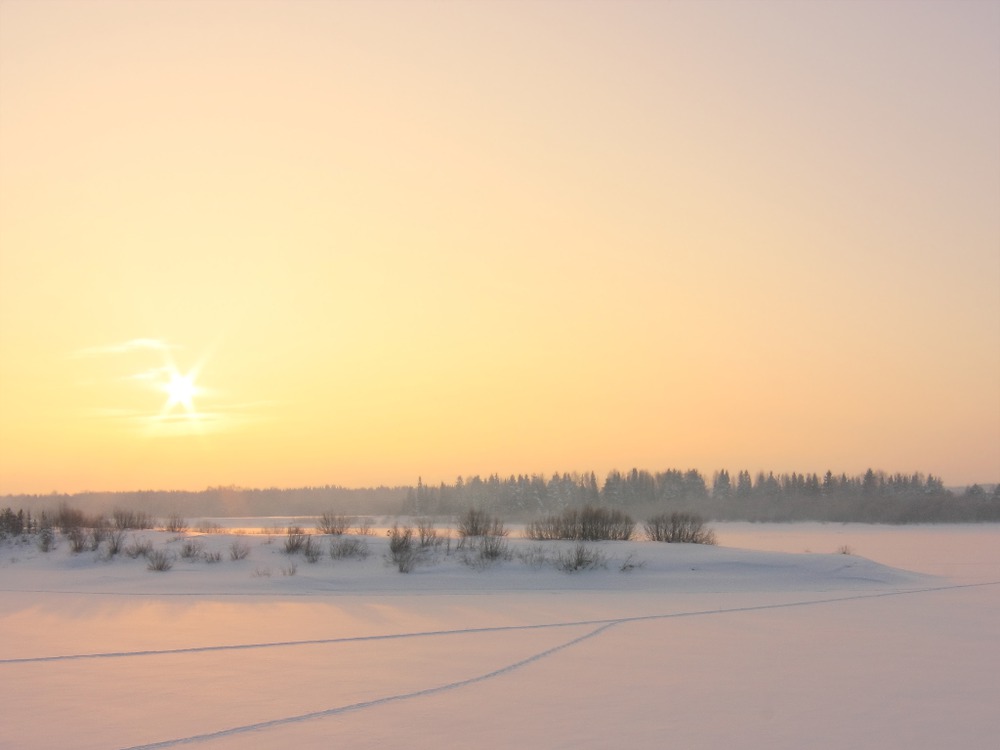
[37,524,55,552]
[556,543,607,572]
[387,523,416,572]
[643,512,716,544]
[146,550,173,571]
[54,504,104,534]
[452,509,510,568]
[456,508,506,540]
[283,526,307,554]
[330,537,371,560]
[112,508,154,531]
[416,518,443,548]
[67,527,89,553]
[229,540,251,561]
[302,536,322,563]
[460,533,512,569]
[179,539,204,559]
[163,514,188,533]
[526,506,635,541]
[317,513,353,536]
[104,529,127,557]
[124,537,153,559]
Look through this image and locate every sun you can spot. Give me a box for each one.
[163,369,199,413]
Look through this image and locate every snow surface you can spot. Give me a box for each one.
[1,522,997,749]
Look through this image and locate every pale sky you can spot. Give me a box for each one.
[1,0,998,494]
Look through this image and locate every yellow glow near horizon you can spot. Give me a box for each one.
[0,0,998,494]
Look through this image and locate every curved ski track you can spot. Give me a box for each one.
[3,581,995,749]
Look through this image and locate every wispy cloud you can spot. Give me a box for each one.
[74,339,179,358]
[124,367,172,382]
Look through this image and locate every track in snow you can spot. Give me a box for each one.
[104,581,998,750]
[3,580,995,667]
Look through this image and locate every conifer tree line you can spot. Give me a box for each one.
[2,469,998,526]
[403,469,1000,524]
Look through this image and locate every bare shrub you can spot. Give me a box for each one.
[55,504,96,534]
[329,537,371,560]
[163,514,188,533]
[836,544,854,555]
[282,563,298,576]
[417,518,441,548]
[557,543,607,572]
[354,517,374,536]
[456,509,506,544]
[619,554,644,572]
[37,525,55,552]
[252,567,271,578]
[524,514,567,541]
[526,506,634,541]
[88,524,108,551]
[112,508,154,530]
[179,539,204,559]
[104,529,127,557]
[477,533,511,562]
[516,545,551,568]
[203,550,222,563]
[67,527,88,554]
[303,536,322,563]
[284,526,307,554]
[387,524,416,572]
[146,550,173,571]
[229,540,251,561]
[458,530,513,568]
[317,513,353,535]
[395,554,417,573]
[387,523,413,554]
[195,520,222,533]
[124,537,153,559]
[644,512,716,544]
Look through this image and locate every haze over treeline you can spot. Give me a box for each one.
[4,468,998,524]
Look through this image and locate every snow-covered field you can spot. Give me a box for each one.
[1,522,997,749]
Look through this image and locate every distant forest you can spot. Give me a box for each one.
[4,468,999,524]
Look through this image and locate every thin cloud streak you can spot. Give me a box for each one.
[74,339,179,358]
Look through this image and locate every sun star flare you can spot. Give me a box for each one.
[162,369,200,415]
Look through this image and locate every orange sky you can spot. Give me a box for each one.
[1,0,998,494]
